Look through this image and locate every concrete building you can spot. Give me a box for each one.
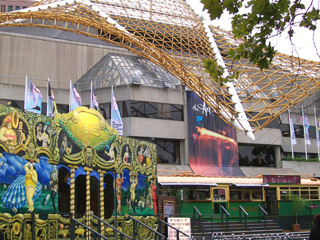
[1,0,320,180]
[0,0,35,12]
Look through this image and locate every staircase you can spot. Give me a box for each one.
[191,219,283,239]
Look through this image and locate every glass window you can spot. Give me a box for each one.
[230,189,241,200]
[239,144,276,167]
[213,188,226,201]
[8,5,13,11]
[155,139,180,164]
[252,189,263,200]
[280,187,320,200]
[189,187,210,200]
[130,101,183,120]
[230,187,263,201]
[15,6,20,10]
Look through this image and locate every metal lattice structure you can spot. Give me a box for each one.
[1,0,320,139]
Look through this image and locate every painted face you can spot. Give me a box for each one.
[85,147,93,162]
[28,143,36,158]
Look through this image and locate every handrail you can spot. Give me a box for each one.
[239,205,248,230]
[221,205,230,231]
[193,206,202,216]
[192,206,203,238]
[258,205,268,228]
[71,218,108,240]
[91,213,132,240]
[158,218,190,240]
[239,205,248,216]
[127,215,165,240]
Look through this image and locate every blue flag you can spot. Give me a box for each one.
[24,76,42,114]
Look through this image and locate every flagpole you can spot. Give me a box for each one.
[90,81,93,109]
[111,85,113,122]
[289,109,294,159]
[69,80,72,112]
[24,74,27,111]
[47,78,50,117]
[315,107,320,161]
[302,106,308,161]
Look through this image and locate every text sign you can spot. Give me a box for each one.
[263,175,301,184]
[167,218,191,240]
[310,204,319,209]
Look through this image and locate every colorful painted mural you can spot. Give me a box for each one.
[0,104,158,239]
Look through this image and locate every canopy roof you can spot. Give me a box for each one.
[1,0,320,139]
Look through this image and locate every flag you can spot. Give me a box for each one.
[315,109,320,147]
[301,107,311,145]
[111,86,123,135]
[47,80,58,117]
[288,110,296,146]
[90,82,99,110]
[69,81,81,112]
[314,107,320,161]
[24,76,42,114]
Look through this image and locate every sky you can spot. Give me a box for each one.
[188,0,320,62]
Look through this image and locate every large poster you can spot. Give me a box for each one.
[187,91,244,177]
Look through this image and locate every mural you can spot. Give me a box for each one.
[0,105,158,239]
[187,91,244,177]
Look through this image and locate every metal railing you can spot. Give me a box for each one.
[127,215,166,240]
[91,212,132,240]
[239,205,249,230]
[70,214,108,240]
[192,206,204,239]
[258,205,269,228]
[221,204,230,231]
[157,218,190,240]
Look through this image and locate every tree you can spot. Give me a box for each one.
[201,0,320,83]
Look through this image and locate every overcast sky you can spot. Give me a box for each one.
[188,0,320,62]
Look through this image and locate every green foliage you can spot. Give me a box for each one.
[285,192,306,224]
[203,59,239,85]
[201,0,320,82]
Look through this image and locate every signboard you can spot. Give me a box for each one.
[310,204,319,209]
[263,175,301,184]
[164,200,175,218]
[167,218,191,240]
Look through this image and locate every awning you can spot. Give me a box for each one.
[231,183,269,187]
[159,182,217,186]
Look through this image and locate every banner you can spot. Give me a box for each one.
[69,81,81,112]
[24,76,42,114]
[301,107,311,145]
[90,82,99,110]
[111,86,123,135]
[314,107,320,161]
[288,110,297,146]
[186,91,243,177]
[47,80,58,117]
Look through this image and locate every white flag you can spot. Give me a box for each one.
[90,82,99,110]
[69,81,81,112]
[288,110,296,146]
[301,107,311,146]
[24,76,42,114]
[111,86,123,135]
